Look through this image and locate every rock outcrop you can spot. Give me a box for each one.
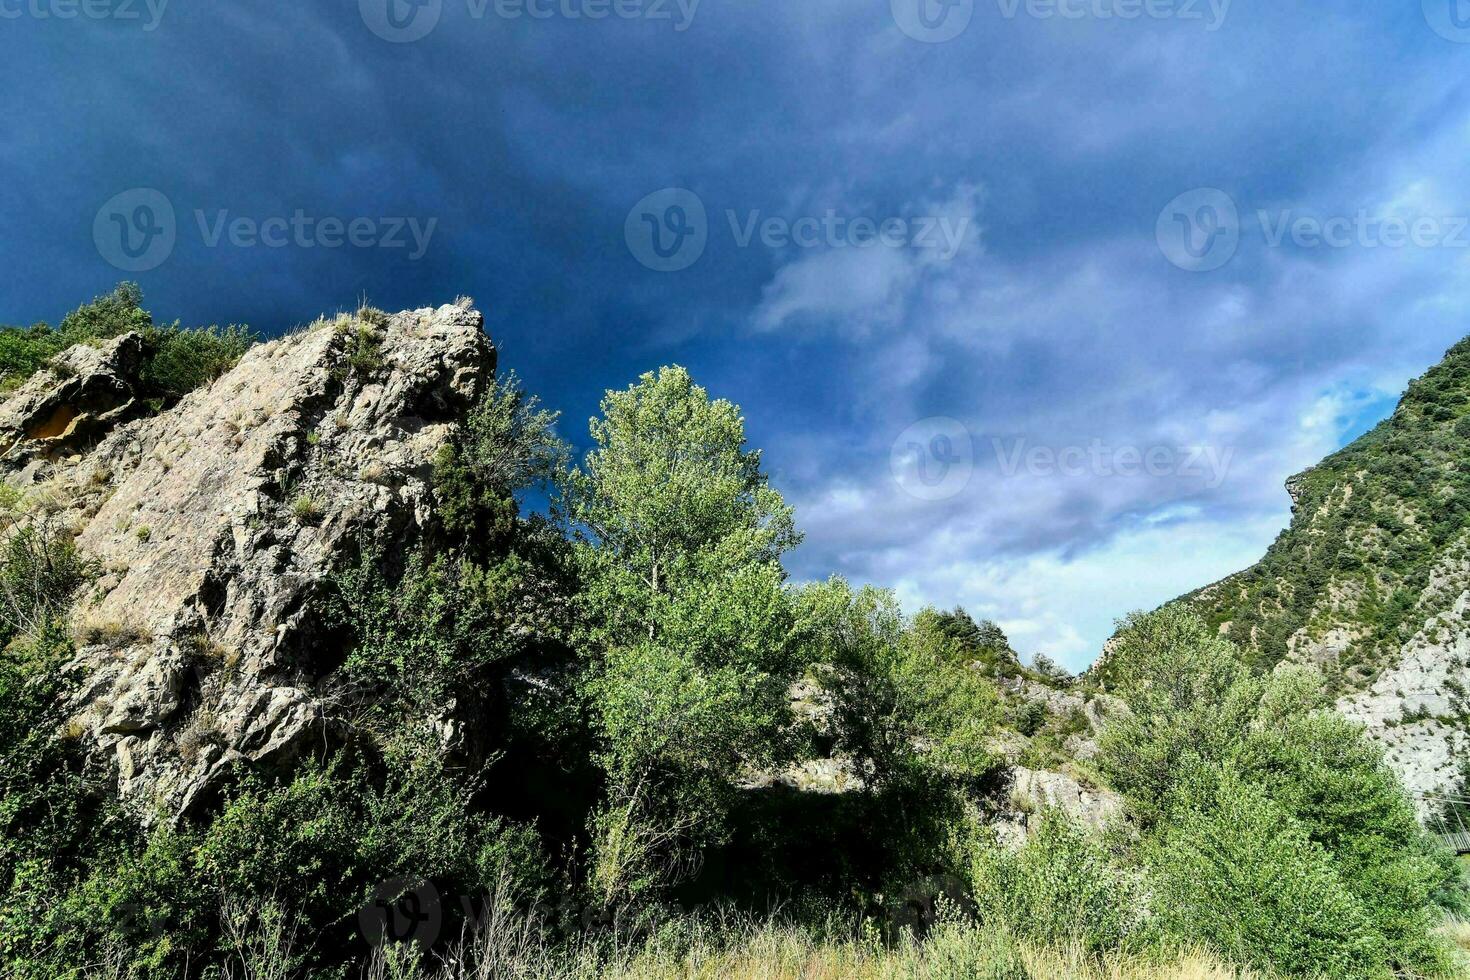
[1184,334,1470,811]
[0,332,148,465]
[990,766,1125,847]
[1,303,493,820]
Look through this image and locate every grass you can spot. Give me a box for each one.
[352,899,1279,980]
[290,494,323,525]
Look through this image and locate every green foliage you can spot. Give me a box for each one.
[432,370,567,546]
[0,624,148,978]
[1144,771,1388,978]
[141,322,256,401]
[1,327,1465,980]
[570,367,804,898]
[1098,606,1462,977]
[569,366,800,650]
[336,544,566,718]
[911,606,1021,678]
[347,323,385,374]
[1184,334,1470,679]
[0,282,150,390]
[0,513,90,645]
[969,811,1142,953]
[0,283,255,404]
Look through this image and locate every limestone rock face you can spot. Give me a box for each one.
[992,766,1124,847]
[1,304,493,820]
[0,332,148,466]
[1337,583,1470,811]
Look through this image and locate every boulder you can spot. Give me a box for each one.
[0,303,494,820]
[0,332,147,466]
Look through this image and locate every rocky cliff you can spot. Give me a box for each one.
[1186,336,1470,803]
[0,302,492,821]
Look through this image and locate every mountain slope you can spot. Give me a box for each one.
[1186,336,1470,798]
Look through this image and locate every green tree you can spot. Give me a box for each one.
[569,367,802,905]
[1098,606,1461,977]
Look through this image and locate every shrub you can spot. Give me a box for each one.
[0,514,90,645]
[1144,772,1388,978]
[969,811,1142,953]
[141,323,255,402]
[0,284,254,404]
[1099,608,1463,977]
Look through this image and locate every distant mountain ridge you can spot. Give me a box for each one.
[1185,336,1470,799]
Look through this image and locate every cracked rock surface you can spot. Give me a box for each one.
[0,304,493,820]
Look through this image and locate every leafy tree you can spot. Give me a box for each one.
[568,367,802,903]
[1144,770,1389,979]
[432,370,567,548]
[799,580,1001,792]
[1099,606,1461,976]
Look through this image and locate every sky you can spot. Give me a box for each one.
[5,0,1470,669]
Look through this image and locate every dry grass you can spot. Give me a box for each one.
[361,910,1273,980]
[73,613,149,649]
[1441,915,1470,956]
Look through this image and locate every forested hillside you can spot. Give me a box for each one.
[0,288,1465,979]
[1186,336,1470,801]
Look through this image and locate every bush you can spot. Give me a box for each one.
[969,811,1142,953]
[1145,772,1388,978]
[0,283,255,404]
[0,513,90,645]
[142,322,255,402]
[1099,608,1463,977]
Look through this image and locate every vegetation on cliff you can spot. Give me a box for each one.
[0,290,1464,979]
[1186,336,1470,688]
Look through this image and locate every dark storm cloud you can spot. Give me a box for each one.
[4,0,1469,662]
